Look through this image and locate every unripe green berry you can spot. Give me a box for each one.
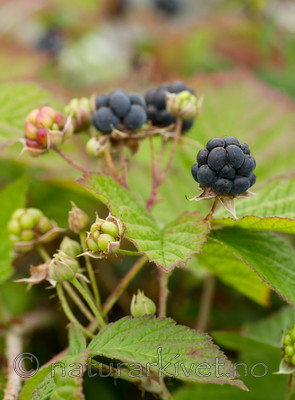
[90,221,103,236]
[285,345,294,357]
[284,355,292,363]
[97,234,115,252]
[284,334,292,346]
[130,290,156,317]
[27,208,43,224]
[12,208,25,220]
[86,237,100,252]
[20,214,35,230]
[92,230,100,241]
[9,234,20,245]
[7,220,21,235]
[290,328,295,342]
[59,237,81,258]
[292,355,295,366]
[38,216,52,234]
[101,221,119,238]
[21,229,35,242]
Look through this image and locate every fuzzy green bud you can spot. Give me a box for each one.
[86,137,105,157]
[7,220,21,235]
[38,216,52,234]
[64,97,92,133]
[69,203,89,233]
[166,90,200,121]
[130,290,156,317]
[59,237,81,258]
[49,251,79,282]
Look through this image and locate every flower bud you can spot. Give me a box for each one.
[59,237,81,258]
[65,97,92,133]
[130,290,156,317]
[166,90,200,121]
[49,251,79,282]
[68,203,89,233]
[86,137,106,157]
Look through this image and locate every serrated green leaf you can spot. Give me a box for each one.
[0,82,58,140]
[88,315,247,389]
[79,174,209,271]
[211,228,295,305]
[214,175,295,233]
[187,238,270,306]
[20,366,53,400]
[67,325,87,357]
[0,177,28,282]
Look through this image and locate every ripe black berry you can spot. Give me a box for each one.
[124,105,147,130]
[213,178,232,195]
[226,145,245,169]
[129,93,145,107]
[182,120,193,132]
[155,0,181,15]
[208,147,227,171]
[95,93,109,109]
[147,105,158,125]
[109,91,131,118]
[206,138,225,151]
[157,109,176,126]
[192,137,256,195]
[92,107,120,133]
[196,148,209,166]
[231,176,250,194]
[145,89,157,105]
[224,136,240,146]
[196,165,216,187]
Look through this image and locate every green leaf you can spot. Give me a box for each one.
[0,82,58,140]
[188,238,270,306]
[88,315,247,390]
[67,325,87,356]
[79,174,209,271]
[20,366,53,400]
[211,228,295,305]
[0,177,28,283]
[212,306,295,353]
[214,175,295,233]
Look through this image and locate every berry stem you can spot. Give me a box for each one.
[37,245,51,262]
[119,141,129,189]
[53,145,90,174]
[56,283,94,339]
[62,281,95,322]
[158,271,170,317]
[80,232,101,311]
[71,278,106,329]
[195,274,215,331]
[104,149,123,185]
[101,256,147,317]
[284,373,295,400]
[204,197,219,221]
[146,118,182,211]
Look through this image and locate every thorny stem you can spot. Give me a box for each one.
[62,281,94,322]
[101,256,147,317]
[56,283,94,339]
[195,274,216,331]
[104,149,123,185]
[158,271,170,317]
[71,278,105,329]
[204,197,219,221]
[80,232,101,310]
[119,141,129,188]
[146,118,182,211]
[53,145,89,174]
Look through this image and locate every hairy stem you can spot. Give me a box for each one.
[196,274,216,331]
[56,283,94,339]
[158,271,170,317]
[284,373,295,400]
[119,141,129,188]
[102,256,147,317]
[3,329,22,400]
[116,249,142,257]
[204,197,219,221]
[53,145,89,174]
[146,118,182,211]
[80,232,101,310]
[104,149,123,185]
[71,278,105,329]
[63,281,94,322]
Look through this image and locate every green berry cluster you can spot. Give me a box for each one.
[283,326,295,365]
[7,208,55,252]
[86,218,120,253]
